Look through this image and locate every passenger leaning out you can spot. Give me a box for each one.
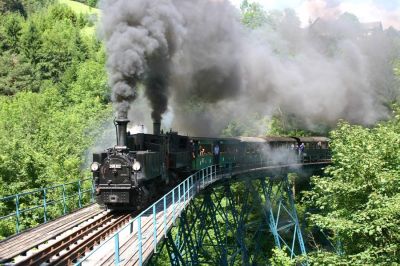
[200,147,206,156]
[299,143,305,155]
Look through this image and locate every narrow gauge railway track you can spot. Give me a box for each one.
[0,205,103,264]
[8,212,132,266]
[48,213,131,266]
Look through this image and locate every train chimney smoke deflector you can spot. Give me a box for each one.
[115,116,129,149]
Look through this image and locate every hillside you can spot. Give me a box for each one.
[58,0,100,15]
[58,0,100,36]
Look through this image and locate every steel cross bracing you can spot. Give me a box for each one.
[76,163,317,265]
[148,176,307,266]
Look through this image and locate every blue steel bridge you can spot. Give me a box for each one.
[0,161,329,265]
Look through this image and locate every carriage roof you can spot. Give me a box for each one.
[298,137,330,143]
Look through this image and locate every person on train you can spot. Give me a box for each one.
[213,143,220,165]
[200,146,205,156]
[299,142,305,155]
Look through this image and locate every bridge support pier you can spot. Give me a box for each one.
[148,175,307,265]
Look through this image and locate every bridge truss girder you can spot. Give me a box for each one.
[148,175,306,265]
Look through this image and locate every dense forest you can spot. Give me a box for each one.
[0,0,108,196]
[0,0,399,264]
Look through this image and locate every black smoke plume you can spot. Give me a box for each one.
[100,0,399,135]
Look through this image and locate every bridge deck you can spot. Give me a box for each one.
[0,204,102,263]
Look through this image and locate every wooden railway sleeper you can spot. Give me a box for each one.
[49,214,132,266]
[0,207,102,264]
[14,212,114,266]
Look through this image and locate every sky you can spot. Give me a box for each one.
[229,0,400,29]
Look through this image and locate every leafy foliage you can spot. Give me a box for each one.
[70,0,98,8]
[304,110,400,264]
[221,111,321,137]
[20,21,42,65]
[1,13,23,53]
[0,3,93,94]
[221,113,269,137]
[0,0,26,16]
[240,0,267,29]
[0,0,54,16]
[0,51,39,95]
[269,247,294,266]
[0,1,111,238]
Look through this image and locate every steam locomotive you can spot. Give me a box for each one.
[90,118,330,210]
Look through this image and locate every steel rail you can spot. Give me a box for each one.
[0,205,103,264]
[14,211,114,266]
[49,214,132,266]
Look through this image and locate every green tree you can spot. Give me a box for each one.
[304,112,400,264]
[0,0,25,16]
[3,13,23,53]
[21,0,54,14]
[269,247,294,266]
[36,21,81,82]
[221,113,270,137]
[0,1,111,238]
[20,21,42,65]
[47,4,78,26]
[0,0,53,16]
[74,0,98,8]
[221,120,246,137]
[240,0,267,29]
[67,58,110,104]
[0,51,39,95]
[87,0,97,7]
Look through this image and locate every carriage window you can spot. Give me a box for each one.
[246,145,258,153]
[220,144,227,153]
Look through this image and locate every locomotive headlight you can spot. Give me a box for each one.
[90,162,100,172]
[132,161,141,171]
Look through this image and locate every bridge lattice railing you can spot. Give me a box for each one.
[0,178,95,237]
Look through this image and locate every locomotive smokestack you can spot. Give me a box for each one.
[153,120,161,135]
[115,116,129,148]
